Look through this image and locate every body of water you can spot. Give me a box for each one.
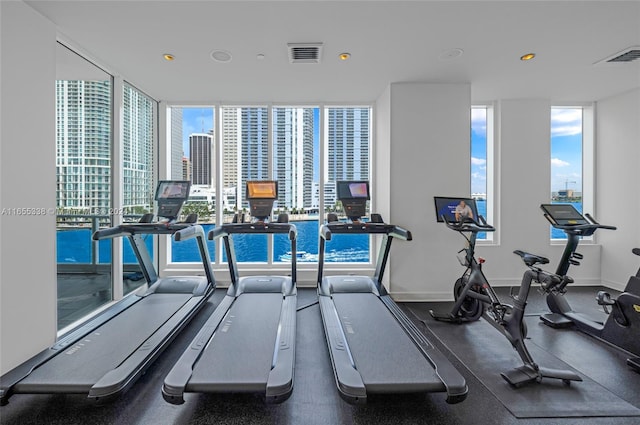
[57,201,581,265]
[58,220,369,264]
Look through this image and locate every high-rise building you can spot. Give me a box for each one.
[182,157,191,181]
[122,84,154,211]
[170,108,184,180]
[56,81,155,213]
[221,108,240,191]
[273,107,314,210]
[240,107,268,206]
[189,133,213,186]
[326,107,370,182]
[56,80,112,210]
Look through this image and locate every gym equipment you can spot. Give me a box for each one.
[430,196,582,387]
[539,204,640,369]
[163,180,297,404]
[0,181,215,405]
[316,181,468,404]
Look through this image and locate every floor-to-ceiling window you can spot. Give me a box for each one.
[55,43,113,329]
[167,104,372,266]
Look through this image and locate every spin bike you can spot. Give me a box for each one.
[430,198,582,387]
[538,204,640,372]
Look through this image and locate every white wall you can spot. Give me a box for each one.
[596,88,640,290]
[379,94,604,301]
[376,83,471,300]
[479,100,600,288]
[0,1,57,374]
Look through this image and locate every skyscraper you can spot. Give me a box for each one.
[221,108,240,191]
[170,108,184,180]
[122,84,154,210]
[325,107,370,208]
[327,107,370,181]
[56,81,155,213]
[240,107,268,206]
[273,107,314,210]
[56,80,112,210]
[189,133,213,186]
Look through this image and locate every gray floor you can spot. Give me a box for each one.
[2,286,639,425]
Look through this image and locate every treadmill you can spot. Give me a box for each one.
[163,180,297,404]
[317,181,468,404]
[0,180,215,405]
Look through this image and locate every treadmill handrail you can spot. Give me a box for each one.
[174,225,216,288]
[319,222,412,241]
[92,222,195,240]
[208,221,298,290]
[317,218,411,293]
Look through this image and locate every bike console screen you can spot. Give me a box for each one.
[434,197,478,223]
[540,204,588,226]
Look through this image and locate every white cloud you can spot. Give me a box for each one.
[471,157,486,166]
[551,108,582,137]
[471,108,487,133]
[551,158,570,167]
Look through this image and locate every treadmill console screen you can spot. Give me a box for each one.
[247,180,278,220]
[155,181,191,220]
[540,204,588,226]
[336,181,370,221]
[434,197,478,223]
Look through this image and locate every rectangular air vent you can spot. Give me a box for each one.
[595,46,640,65]
[288,43,323,64]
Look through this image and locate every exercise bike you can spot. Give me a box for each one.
[429,197,582,387]
[539,204,640,371]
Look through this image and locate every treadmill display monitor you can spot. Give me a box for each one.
[156,181,190,200]
[246,180,278,220]
[155,180,191,220]
[540,204,588,226]
[336,181,369,220]
[434,197,478,223]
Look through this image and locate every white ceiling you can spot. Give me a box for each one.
[25,0,640,104]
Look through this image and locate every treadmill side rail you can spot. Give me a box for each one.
[162,295,235,405]
[265,295,297,403]
[381,296,468,403]
[318,295,367,404]
[88,293,211,402]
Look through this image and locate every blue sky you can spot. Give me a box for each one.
[550,108,582,193]
[471,108,488,194]
[179,106,582,196]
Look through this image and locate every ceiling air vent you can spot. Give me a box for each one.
[288,43,323,64]
[595,46,640,65]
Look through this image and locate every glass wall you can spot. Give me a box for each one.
[122,83,155,294]
[168,104,372,264]
[55,43,113,329]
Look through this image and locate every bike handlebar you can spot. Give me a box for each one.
[442,214,495,233]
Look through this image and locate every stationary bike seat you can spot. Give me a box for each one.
[513,250,549,267]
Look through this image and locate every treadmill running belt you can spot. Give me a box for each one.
[186,293,283,393]
[332,293,444,393]
[15,294,192,392]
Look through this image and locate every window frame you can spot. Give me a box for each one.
[471,103,496,245]
[549,103,595,243]
[160,102,376,281]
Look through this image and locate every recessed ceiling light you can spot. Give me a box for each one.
[163,53,175,61]
[339,52,351,61]
[211,49,232,63]
[257,53,265,60]
[520,53,536,61]
[439,48,464,61]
